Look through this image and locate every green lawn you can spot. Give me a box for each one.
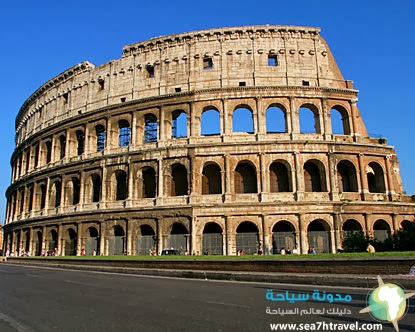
[23,251,415,260]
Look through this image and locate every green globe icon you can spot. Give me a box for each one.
[368,283,406,322]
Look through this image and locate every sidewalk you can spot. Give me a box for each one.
[3,260,415,289]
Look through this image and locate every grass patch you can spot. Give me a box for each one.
[22,251,415,260]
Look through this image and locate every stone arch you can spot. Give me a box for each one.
[307,219,331,253]
[50,180,62,208]
[266,104,287,133]
[201,107,221,136]
[202,163,222,195]
[272,220,296,254]
[108,224,125,255]
[342,219,363,239]
[170,163,188,196]
[46,229,58,253]
[171,109,187,138]
[85,226,99,255]
[88,173,101,203]
[166,222,189,253]
[303,160,327,192]
[141,166,156,198]
[23,229,30,253]
[34,230,42,256]
[236,221,260,255]
[67,177,80,206]
[337,160,358,192]
[373,219,391,241]
[234,161,257,193]
[118,119,131,147]
[112,170,128,201]
[233,105,254,133]
[75,130,85,155]
[136,224,156,255]
[367,162,386,193]
[330,105,351,135]
[95,124,105,151]
[400,220,413,231]
[299,104,320,134]
[64,228,77,256]
[202,222,223,255]
[144,113,158,143]
[269,161,291,192]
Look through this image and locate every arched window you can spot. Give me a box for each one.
[202,164,222,195]
[45,141,52,163]
[59,135,66,159]
[95,125,105,151]
[269,162,291,192]
[272,221,296,254]
[71,177,80,205]
[236,221,260,255]
[330,106,350,135]
[172,110,187,138]
[299,105,320,133]
[166,223,188,253]
[118,120,131,147]
[142,167,156,198]
[144,114,158,143]
[233,107,254,133]
[307,219,331,253]
[342,219,363,239]
[266,106,286,133]
[201,108,220,136]
[337,160,358,192]
[373,220,391,241]
[76,130,84,155]
[234,162,257,193]
[91,174,101,203]
[40,184,47,209]
[52,181,62,207]
[304,160,326,192]
[115,170,128,200]
[367,162,386,193]
[202,222,223,255]
[171,164,188,196]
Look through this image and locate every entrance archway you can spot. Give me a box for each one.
[236,222,259,255]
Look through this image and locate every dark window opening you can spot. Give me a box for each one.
[76,130,84,155]
[270,162,290,192]
[172,110,187,138]
[367,162,385,193]
[40,184,46,209]
[120,97,126,103]
[146,64,155,78]
[25,150,30,172]
[203,58,213,70]
[91,174,101,203]
[54,181,62,208]
[171,164,188,196]
[202,164,222,195]
[59,135,66,159]
[28,186,34,211]
[144,114,158,143]
[34,145,39,167]
[234,163,257,193]
[118,120,131,147]
[116,171,128,201]
[175,87,181,93]
[142,167,156,198]
[304,161,326,192]
[268,54,278,66]
[72,177,80,205]
[63,93,68,104]
[239,81,246,86]
[45,141,52,163]
[96,125,105,151]
[302,80,310,86]
[337,160,358,192]
[19,189,24,213]
[98,79,105,90]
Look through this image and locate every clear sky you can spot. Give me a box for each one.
[1,0,414,223]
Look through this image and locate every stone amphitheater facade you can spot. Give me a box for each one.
[3,25,415,256]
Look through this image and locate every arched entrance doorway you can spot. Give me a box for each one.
[307,220,331,253]
[236,222,260,255]
[64,228,77,256]
[85,227,99,255]
[108,225,125,255]
[272,221,296,254]
[202,223,223,255]
[136,225,156,255]
[166,223,188,254]
[373,220,391,241]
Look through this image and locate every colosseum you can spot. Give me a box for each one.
[3,25,415,257]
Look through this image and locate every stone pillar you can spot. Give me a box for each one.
[328,152,338,200]
[157,158,164,202]
[262,215,269,255]
[157,219,163,255]
[330,230,336,254]
[222,98,230,137]
[289,97,298,139]
[364,213,371,238]
[131,111,137,147]
[29,228,34,256]
[385,155,395,199]
[41,226,46,254]
[126,219,132,255]
[391,214,399,234]
[349,98,358,139]
[101,166,107,206]
[294,151,303,200]
[127,163,133,206]
[253,96,261,137]
[105,117,112,152]
[11,232,16,254]
[224,154,232,202]
[225,216,232,255]
[84,125,90,155]
[298,214,308,254]
[99,222,105,256]
[19,231,24,255]
[57,224,63,256]
[76,223,83,256]
[358,153,368,200]
[321,98,331,139]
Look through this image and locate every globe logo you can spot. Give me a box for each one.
[360,276,415,332]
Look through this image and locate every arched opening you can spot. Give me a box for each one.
[171,164,188,196]
[367,162,386,193]
[201,108,220,136]
[234,162,257,193]
[52,181,62,207]
[142,167,156,198]
[24,230,30,253]
[272,221,296,254]
[136,224,156,255]
[266,106,286,133]
[109,225,125,255]
[337,160,358,192]
[70,177,80,205]
[236,221,260,255]
[307,220,331,253]
[342,219,363,239]
[166,223,188,253]
[45,141,52,164]
[115,170,128,200]
[171,110,187,138]
[330,106,350,135]
[59,135,66,159]
[40,184,47,209]
[299,106,320,133]
[118,119,131,147]
[35,231,42,256]
[76,130,84,155]
[202,222,223,255]
[269,162,291,192]
[15,231,21,254]
[144,114,158,143]
[401,220,412,231]
[91,174,101,203]
[304,160,326,192]
[95,125,105,151]
[47,230,58,253]
[85,227,99,255]
[202,164,222,195]
[64,228,77,256]
[233,107,254,133]
[373,220,391,241]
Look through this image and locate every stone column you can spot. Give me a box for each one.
[76,223,83,256]
[328,152,338,200]
[333,213,342,251]
[224,154,232,202]
[349,98,358,139]
[157,219,163,255]
[298,214,308,254]
[385,155,394,200]
[41,226,46,254]
[259,153,267,201]
[222,98,229,138]
[294,151,303,200]
[364,213,371,238]
[126,219,132,255]
[289,97,298,139]
[79,171,85,209]
[57,224,63,256]
[358,153,368,200]
[99,222,105,256]
[131,111,137,147]
[391,214,399,234]
[321,98,331,139]
[157,158,164,203]
[105,117,112,153]
[29,228,34,256]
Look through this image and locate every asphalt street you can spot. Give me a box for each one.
[0,264,413,332]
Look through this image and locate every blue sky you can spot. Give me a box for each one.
[1,0,414,222]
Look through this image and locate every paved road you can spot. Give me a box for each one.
[0,264,413,331]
